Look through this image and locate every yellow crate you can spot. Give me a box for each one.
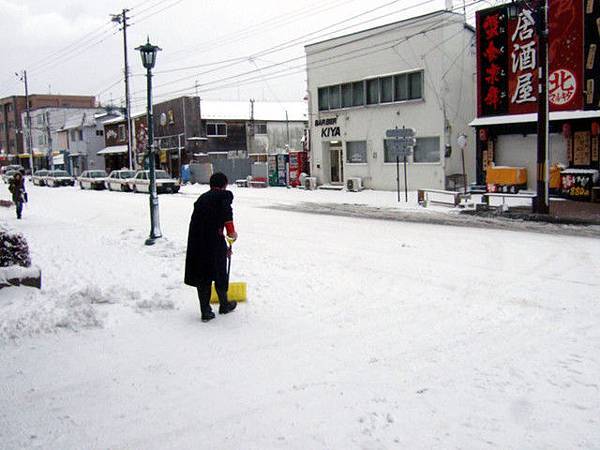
[486,166,527,186]
[210,282,247,303]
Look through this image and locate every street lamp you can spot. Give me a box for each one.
[136,38,162,245]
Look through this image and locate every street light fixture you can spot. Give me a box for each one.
[136,38,163,246]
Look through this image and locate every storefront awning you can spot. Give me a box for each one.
[97,145,128,155]
[469,110,600,127]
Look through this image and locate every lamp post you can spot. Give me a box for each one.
[136,38,162,245]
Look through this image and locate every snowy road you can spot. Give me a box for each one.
[1,182,599,449]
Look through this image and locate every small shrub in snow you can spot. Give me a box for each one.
[0,229,31,268]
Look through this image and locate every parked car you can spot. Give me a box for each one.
[105,170,136,192]
[1,164,24,176]
[44,170,75,187]
[32,169,50,186]
[1,169,17,184]
[127,170,180,194]
[78,170,108,190]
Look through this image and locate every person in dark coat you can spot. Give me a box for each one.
[185,172,238,322]
[8,172,26,220]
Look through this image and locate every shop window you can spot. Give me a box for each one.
[207,123,227,137]
[352,82,364,106]
[329,85,341,110]
[380,76,393,103]
[96,130,104,137]
[413,137,440,163]
[367,79,379,105]
[346,141,367,163]
[318,87,329,111]
[341,83,352,108]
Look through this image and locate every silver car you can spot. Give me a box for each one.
[78,170,108,190]
[32,169,49,186]
[127,170,180,194]
[45,170,75,187]
[106,170,136,192]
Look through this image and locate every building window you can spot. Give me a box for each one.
[96,130,104,136]
[409,72,423,100]
[394,74,409,101]
[346,141,367,163]
[38,135,45,145]
[78,130,83,141]
[37,115,44,125]
[380,76,393,103]
[207,123,227,137]
[70,130,78,141]
[7,104,12,112]
[318,87,329,111]
[254,123,267,135]
[329,85,341,110]
[341,83,352,108]
[352,81,364,106]
[367,79,379,105]
[413,137,440,163]
[118,124,126,141]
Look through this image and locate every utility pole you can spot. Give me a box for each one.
[45,111,54,171]
[16,70,34,173]
[111,9,134,170]
[535,0,550,214]
[249,98,255,154]
[285,110,290,149]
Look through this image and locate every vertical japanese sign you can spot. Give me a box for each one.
[584,0,600,109]
[508,3,539,114]
[477,8,509,116]
[548,0,584,111]
[477,1,586,117]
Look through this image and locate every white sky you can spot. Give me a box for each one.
[0,0,495,109]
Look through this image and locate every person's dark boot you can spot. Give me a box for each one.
[201,311,216,322]
[219,301,237,315]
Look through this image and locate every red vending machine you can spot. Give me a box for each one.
[288,151,308,187]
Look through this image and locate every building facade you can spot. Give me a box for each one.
[0,94,95,163]
[470,1,600,200]
[21,107,102,171]
[153,96,203,178]
[305,10,476,191]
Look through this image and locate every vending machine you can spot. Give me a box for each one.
[288,151,308,187]
[276,153,289,186]
[268,155,278,186]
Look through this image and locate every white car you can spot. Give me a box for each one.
[127,170,180,194]
[32,169,49,186]
[44,170,75,187]
[2,169,18,184]
[78,170,108,190]
[105,170,136,192]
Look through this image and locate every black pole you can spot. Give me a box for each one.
[145,65,162,245]
[535,0,550,214]
[396,155,400,202]
[403,154,408,202]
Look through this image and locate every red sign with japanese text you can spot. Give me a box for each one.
[477,0,585,117]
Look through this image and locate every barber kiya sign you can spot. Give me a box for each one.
[315,117,341,138]
[476,0,586,117]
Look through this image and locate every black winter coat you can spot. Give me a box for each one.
[8,177,25,203]
[184,189,234,287]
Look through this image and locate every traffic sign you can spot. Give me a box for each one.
[388,140,413,157]
[386,127,416,139]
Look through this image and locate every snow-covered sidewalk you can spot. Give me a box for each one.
[1,182,599,449]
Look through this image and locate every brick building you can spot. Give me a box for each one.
[0,94,95,164]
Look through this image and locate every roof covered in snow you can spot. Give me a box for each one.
[200,101,308,122]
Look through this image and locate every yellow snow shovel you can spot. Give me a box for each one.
[210,239,247,303]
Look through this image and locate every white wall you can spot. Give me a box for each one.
[306,11,476,191]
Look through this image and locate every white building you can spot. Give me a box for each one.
[305,10,476,191]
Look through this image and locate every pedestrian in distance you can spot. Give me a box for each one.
[185,172,238,322]
[8,172,27,220]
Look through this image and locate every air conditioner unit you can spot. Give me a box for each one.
[304,177,317,190]
[346,177,363,192]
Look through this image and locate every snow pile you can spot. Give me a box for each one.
[0,283,175,342]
